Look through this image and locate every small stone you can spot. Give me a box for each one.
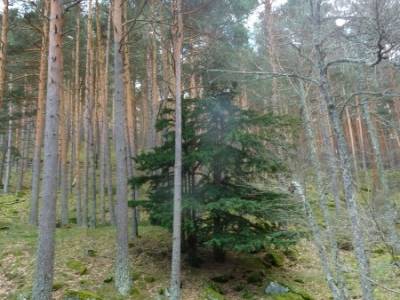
[265,282,289,294]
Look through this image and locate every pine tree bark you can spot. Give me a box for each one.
[60,86,70,225]
[31,0,64,298]
[113,0,132,294]
[30,0,50,225]
[0,0,9,110]
[170,0,184,298]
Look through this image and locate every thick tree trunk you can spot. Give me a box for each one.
[31,0,63,298]
[170,0,184,298]
[311,2,373,298]
[297,83,347,299]
[112,0,132,294]
[30,0,50,225]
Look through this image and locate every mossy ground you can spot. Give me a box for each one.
[1,193,399,299]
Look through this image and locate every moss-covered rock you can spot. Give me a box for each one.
[203,286,225,300]
[263,251,285,267]
[63,289,102,300]
[246,271,264,285]
[66,259,87,275]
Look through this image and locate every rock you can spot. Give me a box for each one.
[63,290,102,300]
[265,282,289,294]
[337,238,353,251]
[246,271,264,285]
[265,282,314,300]
[263,251,285,267]
[66,260,88,275]
[103,276,113,283]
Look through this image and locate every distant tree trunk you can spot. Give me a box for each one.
[3,102,12,194]
[170,0,184,298]
[264,0,279,114]
[31,0,64,298]
[73,4,82,225]
[16,98,26,193]
[104,3,115,225]
[355,96,368,171]
[0,0,9,111]
[96,0,106,224]
[112,0,132,294]
[60,86,70,226]
[30,0,50,225]
[360,90,400,256]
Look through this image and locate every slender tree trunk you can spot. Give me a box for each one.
[3,102,12,194]
[30,0,50,225]
[60,85,71,225]
[31,0,64,298]
[113,0,132,294]
[264,0,279,114]
[292,181,345,300]
[170,0,184,298]
[104,2,115,225]
[73,4,82,225]
[360,90,400,256]
[0,0,9,111]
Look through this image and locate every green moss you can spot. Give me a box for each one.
[143,275,156,283]
[63,289,102,300]
[130,287,142,297]
[203,286,225,300]
[272,292,304,300]
[66,259,87,275]
[53,282,65,291]
[263,250,285,267]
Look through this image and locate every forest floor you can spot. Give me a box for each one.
[0,192,399,300]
